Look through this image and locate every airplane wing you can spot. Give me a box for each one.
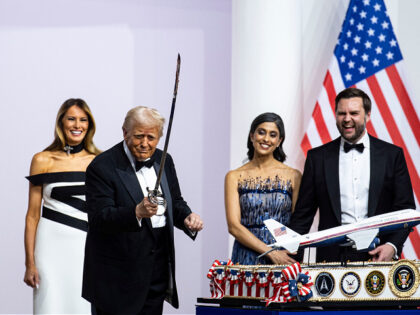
[346,228,379,250]
[264,219,302,253]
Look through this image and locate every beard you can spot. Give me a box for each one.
[336,119,367,143]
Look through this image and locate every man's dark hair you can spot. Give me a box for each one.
[335,87,372,113]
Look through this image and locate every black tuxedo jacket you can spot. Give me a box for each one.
[82,142,195,313]
[289,135,415,262]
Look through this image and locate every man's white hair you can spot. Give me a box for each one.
[122,106,165,137]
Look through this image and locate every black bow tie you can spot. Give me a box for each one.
[135,158,154,171]
[344,142,365,153]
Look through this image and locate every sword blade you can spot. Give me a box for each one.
[153,54,181,192]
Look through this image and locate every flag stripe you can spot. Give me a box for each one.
[323,71,337,114]
[301,134,311,157]
[366,120,378,138]
[375,69,420,171]
[306,120,323,149]
[386,65,420,146]
[313,103,332,143]
[355,81,387,141]
[366,75,420,202]
[330,57,345,93]
[407,228,420,258]
[401,234,416,260]
[319,88,339,136]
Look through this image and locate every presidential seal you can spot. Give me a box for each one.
[388,259,420,298]
[315,272,335,298]
[365,270,385,296]
[340,271,361,297]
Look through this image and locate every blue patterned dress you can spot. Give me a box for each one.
[231,176,293,265]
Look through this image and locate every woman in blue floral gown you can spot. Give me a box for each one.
[225,113,302,265]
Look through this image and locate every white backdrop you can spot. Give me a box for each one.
[0,25,135,313]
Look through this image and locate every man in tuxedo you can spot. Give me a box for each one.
[289,87,415,262]
[82,106,203,314]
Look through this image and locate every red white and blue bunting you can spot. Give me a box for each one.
[207,261,313,304]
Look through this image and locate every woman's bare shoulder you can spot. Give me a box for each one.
[225,163,253,182]
[83,152,96,163]
[287,165,302,178]
[32,150,54,161]
[225,169,239,181]
[30,151,54,174]
[270,163,301,184]
[276,162,301,175]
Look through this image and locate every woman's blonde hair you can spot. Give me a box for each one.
[44,98,101,155]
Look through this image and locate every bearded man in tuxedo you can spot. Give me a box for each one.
[289,87,415,262]
[82,106,203,314]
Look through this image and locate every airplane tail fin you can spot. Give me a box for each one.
[264,219,302,253]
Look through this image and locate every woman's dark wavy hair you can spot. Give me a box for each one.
[247,112,286,162]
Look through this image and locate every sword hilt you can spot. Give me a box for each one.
[147,187,167,208]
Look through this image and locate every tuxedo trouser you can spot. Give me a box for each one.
[141,225,170,315]
[92,226,170,315]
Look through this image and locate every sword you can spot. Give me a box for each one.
[147,54,181,208]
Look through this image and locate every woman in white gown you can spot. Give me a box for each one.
[24,99,100,314]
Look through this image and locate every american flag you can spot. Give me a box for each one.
[301,0,420,259]
[274,226,287,237]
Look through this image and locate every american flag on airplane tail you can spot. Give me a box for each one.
[301,0,420,259]
[274,226,287,237]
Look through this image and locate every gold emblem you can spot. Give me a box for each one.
[365,270,385,296]
[388,259,420,298]
[340,271,361,297]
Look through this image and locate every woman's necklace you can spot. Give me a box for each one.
[63,142,84,155]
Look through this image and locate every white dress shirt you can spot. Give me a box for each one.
[339,132,397,255]
[339,132,370,225]
[123,141,166,228]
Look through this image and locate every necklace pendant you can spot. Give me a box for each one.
[64,145,73,155]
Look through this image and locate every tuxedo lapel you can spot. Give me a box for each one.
[114,142,153,232]
[324,138,341,224]
[116,166,144,205]
[368,136,385,216]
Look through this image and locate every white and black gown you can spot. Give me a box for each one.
[26,172,90,314]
